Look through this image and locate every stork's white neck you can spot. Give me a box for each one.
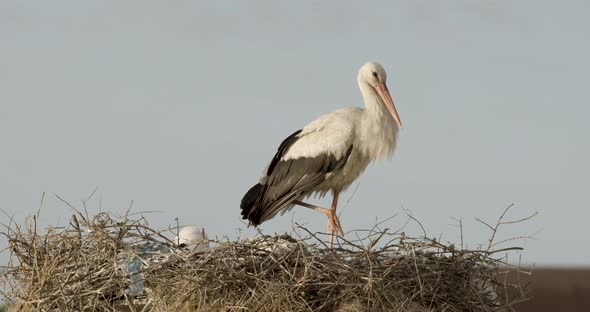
[357,81,399,161]
[359,82,384,116]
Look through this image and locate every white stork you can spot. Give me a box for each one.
[240,62,402,247]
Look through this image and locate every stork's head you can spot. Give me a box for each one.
[357,62,403,128]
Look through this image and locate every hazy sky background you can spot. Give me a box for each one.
[0,1,588,266]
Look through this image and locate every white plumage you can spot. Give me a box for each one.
[241,62,402,247]
[174,226,209,251]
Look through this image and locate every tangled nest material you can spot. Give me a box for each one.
[1,205,530,312]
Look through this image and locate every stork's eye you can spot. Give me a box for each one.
[372,72,378,79]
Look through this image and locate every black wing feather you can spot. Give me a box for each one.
[267,129,302,175]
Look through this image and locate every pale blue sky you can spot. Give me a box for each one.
[0,1,588,265]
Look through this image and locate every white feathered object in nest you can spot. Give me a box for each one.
[174,225,209,251]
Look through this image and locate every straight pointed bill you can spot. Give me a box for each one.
[375,82,403,129]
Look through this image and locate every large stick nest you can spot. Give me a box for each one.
[1,206,530,312]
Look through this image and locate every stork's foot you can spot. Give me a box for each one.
[325,209,343,248]
[311,207,344,248]
[292,200,344,248]
[324,209,344,236]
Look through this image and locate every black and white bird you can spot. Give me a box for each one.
[240,62,402,247]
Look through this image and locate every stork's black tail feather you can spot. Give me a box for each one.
[240,183,264,226]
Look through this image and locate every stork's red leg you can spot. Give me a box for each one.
[292,200,335,247]
[330,190,343,236]
[292,200,330,214]
[293,189,343,248]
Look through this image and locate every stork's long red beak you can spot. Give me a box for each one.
[375,82,403,129]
